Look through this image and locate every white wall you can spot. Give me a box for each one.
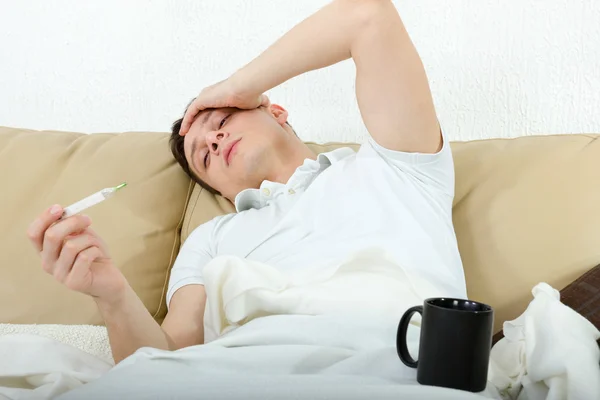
[1,0,599,143]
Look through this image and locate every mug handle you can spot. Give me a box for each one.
[396,305,423,368]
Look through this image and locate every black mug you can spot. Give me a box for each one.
[396,298,494,392]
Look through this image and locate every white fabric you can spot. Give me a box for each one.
[55,315,497,400]
[0,335,111,400]
[0,324,113,365]
[202,248,446,342]
[56,250,495,400]
[167,134,466,307]
[0,254,597,399]
[488,283,600,400]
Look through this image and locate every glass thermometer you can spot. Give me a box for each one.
[61,182,127,219]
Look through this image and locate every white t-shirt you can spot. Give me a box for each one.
[166,134,466,308]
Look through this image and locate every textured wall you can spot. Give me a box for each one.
[1,0,599,143]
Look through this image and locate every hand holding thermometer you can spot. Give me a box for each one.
[61,182,127,219]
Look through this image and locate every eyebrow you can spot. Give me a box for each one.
[188,109,215,133]
[200,109,215,126]
[190,136,201,173]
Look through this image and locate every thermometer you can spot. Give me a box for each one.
[61,182,127,219]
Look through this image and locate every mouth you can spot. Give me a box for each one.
[223,139,241,166]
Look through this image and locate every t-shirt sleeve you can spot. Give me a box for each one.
[165,217,218,309]
[366,130,455,197]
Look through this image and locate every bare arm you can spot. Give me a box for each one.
[26,204,207,365]
[96,284,206,364]
[161,285,206,349]
[99,215,218,363]
[95,284,172,363]
[229,0,440,153]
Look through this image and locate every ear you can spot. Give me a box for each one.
[268,104,289,125]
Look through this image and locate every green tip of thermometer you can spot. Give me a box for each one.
[61,182,127,219]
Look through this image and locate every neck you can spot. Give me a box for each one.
[266,139,316,185]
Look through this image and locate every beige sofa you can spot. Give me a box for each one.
[1,126,599,335]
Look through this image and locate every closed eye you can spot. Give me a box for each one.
[219,114,231,129]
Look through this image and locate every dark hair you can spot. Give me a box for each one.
[169,101,221,195]
[169,102,297,196]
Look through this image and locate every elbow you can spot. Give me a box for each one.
[341,0,399,37]
[343,0,392,23]
[164,330,184,351]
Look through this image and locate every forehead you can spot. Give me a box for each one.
[190,109,213,131]
[184,109,213,148]
[188,106,237,133]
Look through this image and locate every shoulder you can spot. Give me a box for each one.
[360,130,451,164]
[357,131,455,197]
[184,213,235,246]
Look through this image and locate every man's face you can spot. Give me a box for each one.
[183,105,289,201]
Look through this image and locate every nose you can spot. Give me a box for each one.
[205,130,229,154]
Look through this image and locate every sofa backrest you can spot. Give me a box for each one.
[0,126,191,325]
[1,126,599,334]
[451,134,600,330]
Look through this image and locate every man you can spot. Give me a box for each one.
[27,0,465,366]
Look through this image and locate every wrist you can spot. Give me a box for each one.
[93,279,130,311]
[228,64,266,99]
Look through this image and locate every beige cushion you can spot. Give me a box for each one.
[452,134,600,332]
[181,135,600,333]
[0,127,192,325]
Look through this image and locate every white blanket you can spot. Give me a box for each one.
[201,249,446,343]
[0,251,598,400]
[0,335,111,400]
[0,324,113,365]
